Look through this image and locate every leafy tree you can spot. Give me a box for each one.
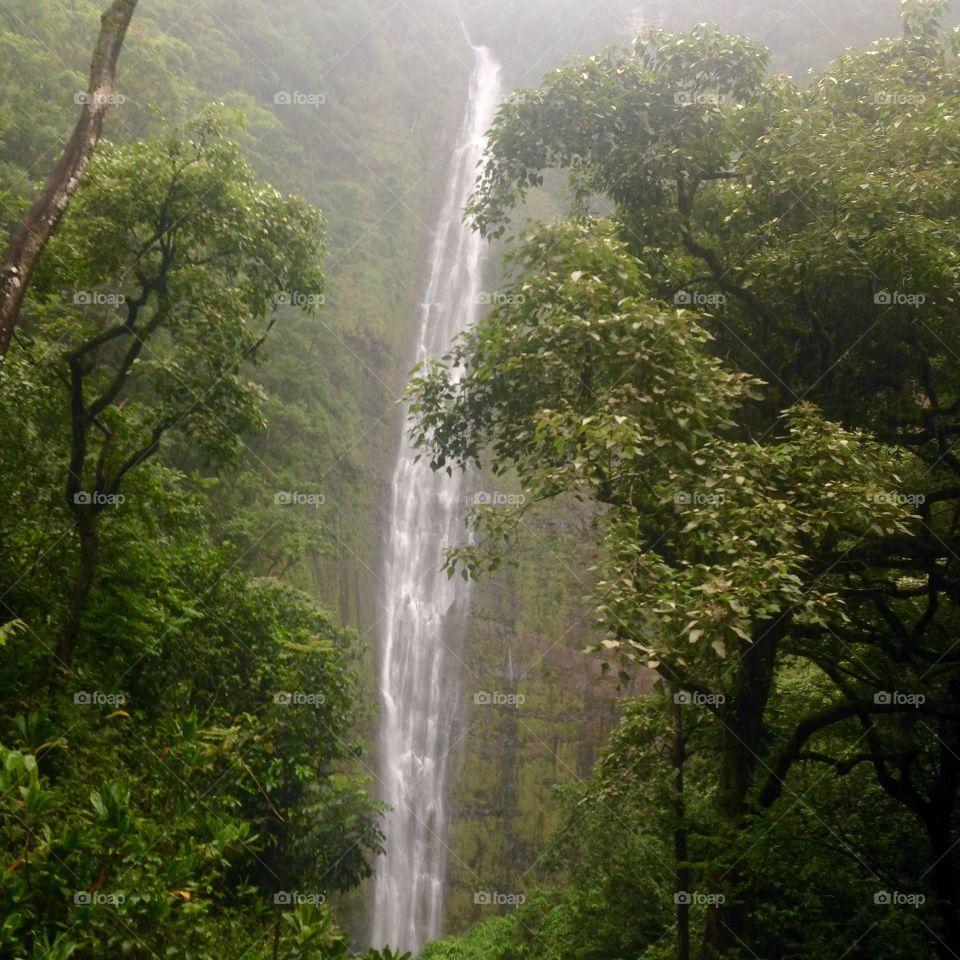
[21,108,324,670]
[414,6,960,956]
[0,541,382,958]
[411,152,960,960]
[0,82,378,960]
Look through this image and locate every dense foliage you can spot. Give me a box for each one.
[0,0,646,954]
[412,3,960,958]
[2,0,955,958]
[0,1,428,956]
[0,97,395,960]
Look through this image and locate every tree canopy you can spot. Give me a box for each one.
[411,4,960,958]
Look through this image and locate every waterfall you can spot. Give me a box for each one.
[371,43,502,956]
[628,1,665,36]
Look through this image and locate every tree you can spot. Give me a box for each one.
[0,0,139,359]
[25,109,325,671]
[423,5,960,953]
[409,218,943,957]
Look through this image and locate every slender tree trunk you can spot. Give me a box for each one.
[700,625,781,960]
[672,696,691,960]
[0,0,138,360]
[271,903,282,960]
[700,727,753,957]
[272,762,293,960]
[55,512,99,671]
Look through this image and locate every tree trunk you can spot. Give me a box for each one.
[700,726,753,957]
[927,713,960,960]
[272,761,293,960]
[672,696,691,960]
[55,512,99,671]
[928,818,960,960]
[0,0,138,360]
[700,624,781,960]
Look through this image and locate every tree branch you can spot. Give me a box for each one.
[0,0,139,359]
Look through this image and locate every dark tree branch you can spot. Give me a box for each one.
[759,698,939,809]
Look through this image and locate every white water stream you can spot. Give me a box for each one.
[371,43,502,956]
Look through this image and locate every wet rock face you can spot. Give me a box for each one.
[441,496,649,933]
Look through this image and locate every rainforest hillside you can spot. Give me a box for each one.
[0,2,957,960]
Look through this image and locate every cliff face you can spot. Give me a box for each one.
[441,500,649,933]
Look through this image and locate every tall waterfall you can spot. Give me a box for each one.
[372,44,502,956]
